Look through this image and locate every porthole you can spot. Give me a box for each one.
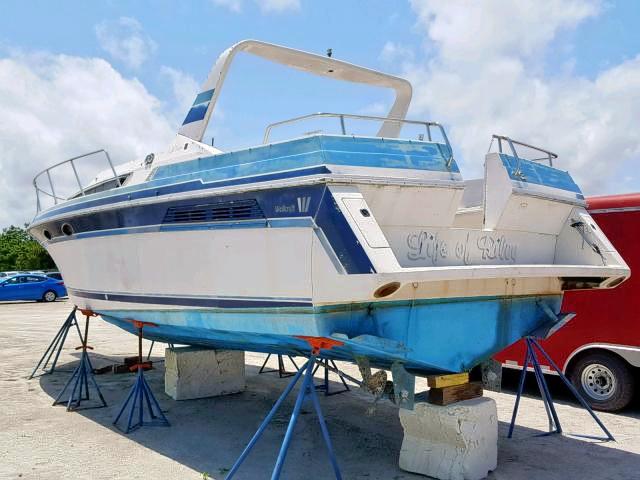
[61,223,74,236]
[374,281,401,298]
[43,230,52,240]
[360,208,371,217]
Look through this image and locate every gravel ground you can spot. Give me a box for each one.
[1,299,638,479]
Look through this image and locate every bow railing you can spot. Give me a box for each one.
[33,149,122,212]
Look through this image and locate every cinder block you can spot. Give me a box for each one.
[165,347,245,400]
[399,397,497,480]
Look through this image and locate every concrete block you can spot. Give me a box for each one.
[399,397,497,480]
[165,347,245,400]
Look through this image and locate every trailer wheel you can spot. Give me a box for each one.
[569,351,635,412]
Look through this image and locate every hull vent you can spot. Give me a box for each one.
[163,199,265,223]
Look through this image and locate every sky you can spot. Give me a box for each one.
[1,0,639,227]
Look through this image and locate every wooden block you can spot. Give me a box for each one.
[124,356,139,366]
[427,372,469,388]
[92,365,112,375]
[112,364,130,374]
[428,381,483,406]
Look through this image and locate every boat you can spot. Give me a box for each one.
[28,40,630,376]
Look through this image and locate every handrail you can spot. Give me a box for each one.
[33,149,121,212]
[491,134,558,179]
[263,112,454,167]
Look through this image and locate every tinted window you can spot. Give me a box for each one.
[25,276,45,283]
[47,273,63,280]
[5,277,20,285]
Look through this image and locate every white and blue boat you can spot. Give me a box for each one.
[28,40,629,375]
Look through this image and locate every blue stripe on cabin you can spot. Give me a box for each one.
[192,88,215,105]
[182,103,208,125]
[152,135,459,181]
[500,154,582,194]
[33,135,461,224]
[182,89,216,125]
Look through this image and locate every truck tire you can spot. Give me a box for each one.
[42,290,57,303]
[569,351,635,412]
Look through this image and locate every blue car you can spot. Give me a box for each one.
[0,274,67,302]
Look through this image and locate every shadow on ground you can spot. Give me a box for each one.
[34,354,640,480]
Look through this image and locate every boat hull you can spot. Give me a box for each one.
[96,293,561,374]
[28,135,628,376]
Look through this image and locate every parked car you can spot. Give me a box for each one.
[495,192,640,412]
[46,272,63,281]
[0,274,67,302]
[0,271,20,278]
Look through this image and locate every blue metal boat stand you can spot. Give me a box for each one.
[52,309,107,411]
[30,306,85,379]
[146,340,175,361]
[259,353,300,378]
[313,358,351,396]
[508,336,615,441]
[227,337,343,480]
[113,320,170,433]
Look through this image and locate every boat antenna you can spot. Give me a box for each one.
[326,48,332,58]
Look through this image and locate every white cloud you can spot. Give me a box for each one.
[160,66,200,122]
[210,0,300,14]
[401,0,640,194]
[95,17,157,69]
[379,41,414,65]
[259,0,300,13]
[0,52,175,226]
[410,0,600,62]
[210,0,243,13]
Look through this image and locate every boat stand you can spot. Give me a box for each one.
[113,320,170,433]
[313,358,350,396]
[259,353,300,378]
[146,340,175,361]
[30,306,85,378]
[227,337,344,480]
[508,336,614,441]
[52,310,107,411]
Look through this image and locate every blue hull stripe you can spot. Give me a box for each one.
[70,289,313,308]
[54,218,314,242]
[33,165,331,224]
[38,184,376,274]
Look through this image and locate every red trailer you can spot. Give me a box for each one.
[495,193,640,412]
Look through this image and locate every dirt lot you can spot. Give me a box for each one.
[1,300,638,479]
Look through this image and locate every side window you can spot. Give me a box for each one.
[5,277,20,285]
[26,276,44,283]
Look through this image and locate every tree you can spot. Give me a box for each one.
[0,225,56,271]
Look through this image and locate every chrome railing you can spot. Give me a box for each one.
[33,149,121,212]
[491,134,558,179]
[263,112,454,167]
